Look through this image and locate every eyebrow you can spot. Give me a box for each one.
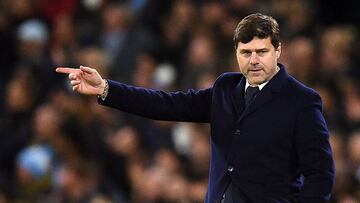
[239,48,269,53]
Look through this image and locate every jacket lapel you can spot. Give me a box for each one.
[237,90,273,123]
[236,64,289,123]
[230,76,246,117]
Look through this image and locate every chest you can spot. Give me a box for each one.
[210,93,298,150]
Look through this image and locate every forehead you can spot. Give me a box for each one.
[237,37,274,50]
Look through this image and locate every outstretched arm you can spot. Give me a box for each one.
[56,66,212,123]
[56,66,106,96]
[100,80,212,122]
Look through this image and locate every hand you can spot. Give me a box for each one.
[56,65,106,96]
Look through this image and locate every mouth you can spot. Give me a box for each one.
[249,69,262,73]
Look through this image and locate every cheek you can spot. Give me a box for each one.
[263,56,277,70]
[238,64,247,74]
[236,57,247,71]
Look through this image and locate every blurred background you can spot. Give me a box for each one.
[0,0,360,202]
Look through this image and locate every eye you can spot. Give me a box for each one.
[257,50,268,56]
[241,52,251,57]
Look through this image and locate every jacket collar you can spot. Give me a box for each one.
[230,63,289,123]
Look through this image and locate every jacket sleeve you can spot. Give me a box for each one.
[294,92,335,203]
[98,80,212,123]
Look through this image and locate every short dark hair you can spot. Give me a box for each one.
[233,13,280,49]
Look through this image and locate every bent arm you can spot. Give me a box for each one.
[98,80,212,123]
[295,93,335,203]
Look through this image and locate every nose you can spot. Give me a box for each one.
[250,52,259,65]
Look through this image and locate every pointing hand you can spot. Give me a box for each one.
[56,66,106,96]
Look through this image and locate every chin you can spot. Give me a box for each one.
[249,78,265,85]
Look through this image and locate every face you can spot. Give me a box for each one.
[236,37,281,86]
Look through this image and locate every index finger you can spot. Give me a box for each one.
[56,67,79,74]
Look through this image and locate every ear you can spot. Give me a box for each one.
[276,43,281,59]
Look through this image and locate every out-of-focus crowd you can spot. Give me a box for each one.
[0,0,359,202]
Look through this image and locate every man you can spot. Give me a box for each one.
[56,13,334,203]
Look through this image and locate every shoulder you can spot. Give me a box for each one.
[213,72,243,87]
[286,75,322,105]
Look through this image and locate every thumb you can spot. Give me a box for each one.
[80,65,95,74]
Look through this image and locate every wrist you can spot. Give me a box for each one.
[97,79,109,100]
[98,79,106,95]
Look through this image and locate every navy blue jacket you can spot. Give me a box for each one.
[99,64,334,203]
